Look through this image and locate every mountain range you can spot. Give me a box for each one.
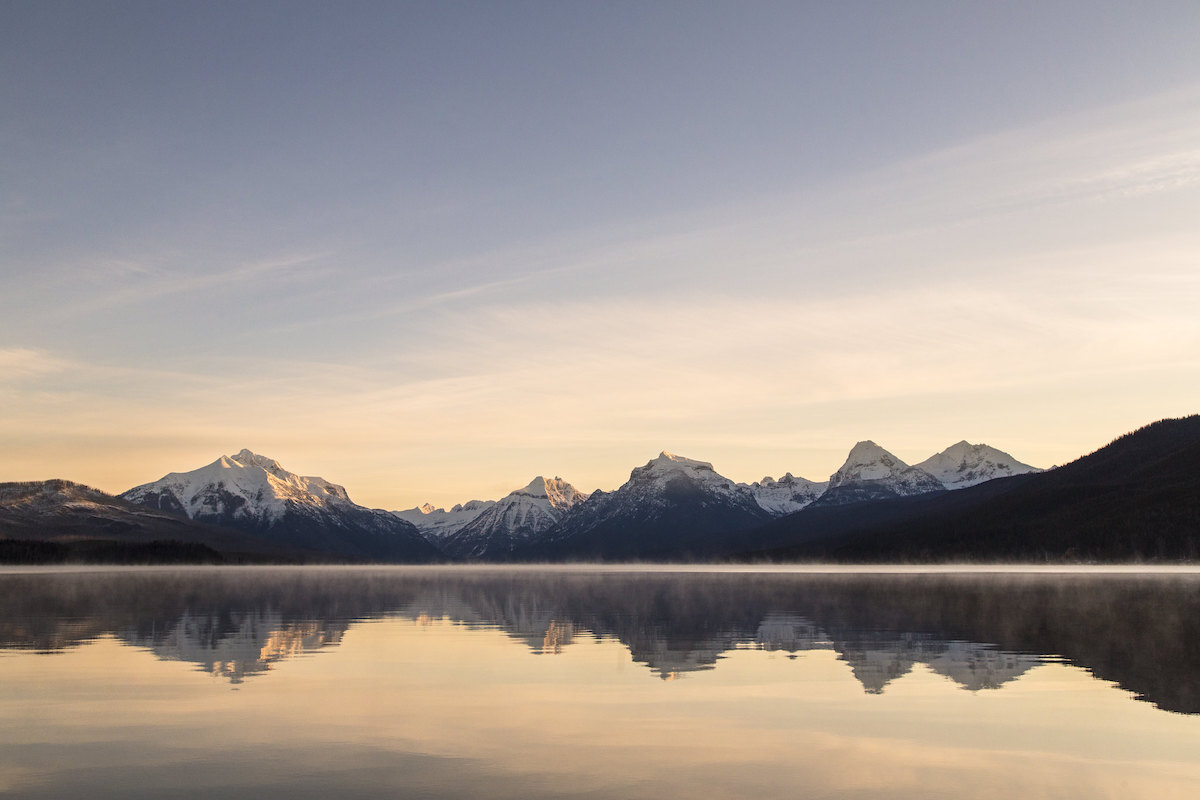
[405,442,1038,559]
[2,415,1196,563]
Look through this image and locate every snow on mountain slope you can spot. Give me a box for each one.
[525,452,772,559]
[744,473,828,515]
[915,441,1041,489]
[0,480,249,552]
[442,477,587,559]
[809,441,944,507]
[393,499,496,540]
[122,448,355,525]
[120,450,438,561]
[622,452,751,504]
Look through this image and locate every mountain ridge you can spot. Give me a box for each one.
[441,476,588,559]
[522,452,773,560]
[0,479,319,563]
[915,441,1041,489]
[809,440,945,507]
[120,450,440,562]
[740,415,1200,562]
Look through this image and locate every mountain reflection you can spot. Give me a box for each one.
[1,568,1197,711]
[127,612,346,683]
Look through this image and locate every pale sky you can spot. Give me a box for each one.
[2,1,1199,509]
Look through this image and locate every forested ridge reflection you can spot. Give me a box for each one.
[2,568,1198,711]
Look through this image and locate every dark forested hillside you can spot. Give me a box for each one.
[740,416,1200,562]
[0,480,319,563]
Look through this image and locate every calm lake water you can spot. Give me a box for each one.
[2,565,1199,799]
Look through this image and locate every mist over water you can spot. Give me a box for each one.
[2,566,1200,798]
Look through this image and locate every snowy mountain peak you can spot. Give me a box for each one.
[832,441,912,484]
[915,441,1041,489]
[393,498,497,540]
[518,476,550,497]
[511,476,588,510]
[626,452,736,497]
[119,451,437,561]
[755,472,810,487]
[121,450,355,526]
[812,440,944,507]
[653,452,715,471]
[527,452,774,560]
[440,476,587,558]
[745,472,827,516]
[230,448,286,474]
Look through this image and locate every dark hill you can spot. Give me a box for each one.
[740,416,1200,562]
[0,480,325,563]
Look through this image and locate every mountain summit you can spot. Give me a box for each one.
[228,448,289,475]
[441,476,588,559]
[745,473,828,515]
[123,449,352,522]
[747,415,1200,563]
[915,441,1040,489]
[525,452,771,560]
[810,441,944,507]
[392,499,497,541]
[121,450,438,561]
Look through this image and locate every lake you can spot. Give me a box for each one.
[1,565,1199,798]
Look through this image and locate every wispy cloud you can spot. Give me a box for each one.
[258,85,1200,344]
[51,251,331,316]
[863,86,1200,220]
[0,347,69,380]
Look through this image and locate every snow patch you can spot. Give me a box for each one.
[442,476,588,557]
[915,441,1041,489]
[122,449,355,526]
[393,499,497,539]
[744,472,828,516]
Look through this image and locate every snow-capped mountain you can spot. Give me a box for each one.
[441,476,587,559]
[809,441,945,507]
[915,441,1041,489]
[0,479,274,558]
[121,449,439,561]
[527,452,771,559]
[392,499,497,541]
[744,473,828,515]
[123,449,349,525]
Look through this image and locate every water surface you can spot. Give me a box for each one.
[2,566,1199,798]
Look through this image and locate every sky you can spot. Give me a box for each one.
[2,1,1199,509]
